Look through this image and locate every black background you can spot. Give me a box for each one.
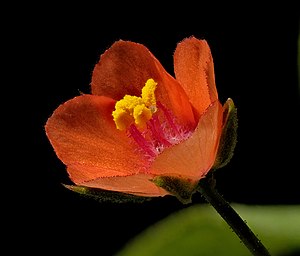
[14,4,300,256]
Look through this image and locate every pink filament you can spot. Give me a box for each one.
[148,116,172,147]
[157,101,182,139]
[128,125,157,158]
[128,102,191,158]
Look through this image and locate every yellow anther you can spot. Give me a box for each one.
[142,78,157,107]
[133,104,152,129]
[112,79,158,131]
[112,109,134,131]
[115,95,144,114]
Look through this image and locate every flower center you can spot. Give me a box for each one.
[112,78,157,131]
[112,78,192,159]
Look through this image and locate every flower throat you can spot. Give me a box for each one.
[112,79,192,159]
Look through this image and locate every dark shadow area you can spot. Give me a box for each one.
[279,250,300,256]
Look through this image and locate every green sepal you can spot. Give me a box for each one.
[213,98,238,169]
[63,184,152,203]
[151,176,198,204]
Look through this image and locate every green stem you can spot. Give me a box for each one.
[197,175,271,256]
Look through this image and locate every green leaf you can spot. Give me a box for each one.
[116,204,300,256]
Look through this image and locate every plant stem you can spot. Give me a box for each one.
[197,175,271,256]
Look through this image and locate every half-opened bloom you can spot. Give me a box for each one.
[45,36,236,203]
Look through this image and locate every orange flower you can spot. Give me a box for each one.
[45,36,236,203]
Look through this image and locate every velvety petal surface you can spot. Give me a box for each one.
[91,40,196,128]
[174,37,218,120]
[45,95,147,184]
[78,173,169,197]
[150,101,223,180]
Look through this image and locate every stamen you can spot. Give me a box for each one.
[128,124,157,158]
[112,79,157,131]
[112,79,192,160]
[157,101,182,138]
[148,116,172,147]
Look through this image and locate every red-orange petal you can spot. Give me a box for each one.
[174,37,218,120]
[150,101,223,180]
[78,173,169,197]
[91,40,196,128]
[45,95,148,184]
